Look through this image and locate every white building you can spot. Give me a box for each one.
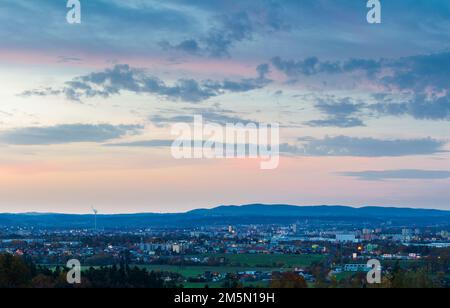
[335,233,357,243]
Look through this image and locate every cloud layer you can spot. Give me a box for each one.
[21,64,271,103]
[282,136,447,157]
[268,52,450,126]
[338,169,450,181]
[0,124,142,145]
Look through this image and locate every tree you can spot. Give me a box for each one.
[0,254,32,288]
[31,274,55,288]
[221,273,242,288]
[270,272,308,288]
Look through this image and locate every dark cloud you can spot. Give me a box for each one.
[256,63,271,80]
[371,94,450,121]
[270,52,450,94]
[271,57,399,78]
[270,57,385,78]
[161,3,290,58]
[21,64,271,103]
[381,52,450,93]
[57,56,83,64]
[281,136,446,157]
[106,140,174,148]
[0,124,142,145]
[271,56,343,77]
[20,88,63,97]
[270,52,450,122]
[314,98,364,117]
[338,169,450,181]
[109,136,448,159]
[305,97,366,128]
[305,117,365,128]
[204,11,253,58]
[150,107,255,126]
[160,11,254,58]
[160,39,201,55]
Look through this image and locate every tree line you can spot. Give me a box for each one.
[0,253,182,288]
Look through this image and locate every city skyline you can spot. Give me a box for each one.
[1,0,450,213]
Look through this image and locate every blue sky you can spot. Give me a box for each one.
[0,0,449,213]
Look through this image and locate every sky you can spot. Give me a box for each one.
[0,0,449,213]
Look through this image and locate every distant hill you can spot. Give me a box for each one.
[187,204,449,218]
[1,204,449,229]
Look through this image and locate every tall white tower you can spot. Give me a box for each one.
[92,206,98,231]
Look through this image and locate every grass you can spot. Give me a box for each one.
[136,253,325,286]
[183,281,269,289]
[195,253,325,268]
[42,265,102,271]
[40,253,326,286]
[332,272,355,281]
[183,281,224,288]
[137,265,275,277]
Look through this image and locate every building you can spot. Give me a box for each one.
[344,264,371,272]
[335,233,357,243]
[172,244,182,254]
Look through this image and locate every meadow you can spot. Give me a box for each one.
[197,253,325,268]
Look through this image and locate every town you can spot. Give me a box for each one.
[1,218,449,288]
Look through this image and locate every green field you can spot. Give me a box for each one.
[137,264,279,277]
[196,253,325,268]
[205,254,325,268]
[182,281,225,288]
[136,253,325,282]
[41,253,325,287]
[332,272,356,281]
[42,253,324,270]
[183,281,269,288]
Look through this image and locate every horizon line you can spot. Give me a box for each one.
[0,203,448,216]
